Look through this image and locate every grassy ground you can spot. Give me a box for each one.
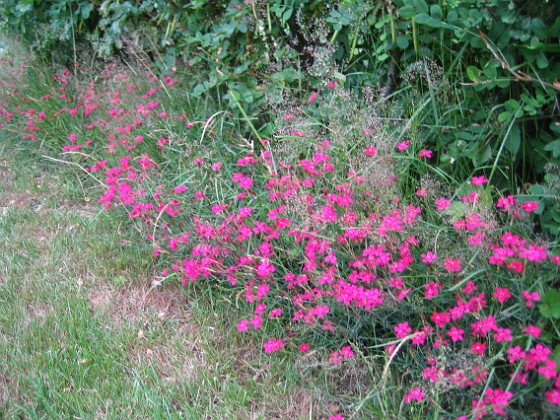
[0,146,317,419]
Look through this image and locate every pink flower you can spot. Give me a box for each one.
[523,324,541,338]
[447,326,465,342]
[421,251,437,264]
[411,331,427,345]
[327,79,336,89]
[256,258,276,278]
[394,322,412,338]
[521,201,538,213]
[329,351,343,365]
[263,338,284,353]
[507,346,526,363]
[471,175,488,186]
[497,195,516,211]
[307,91,318,103]
[483,388,512,416]
[435,197,451,210]
[340,345,354,359]
[471,342,486,354]
[404,386,425,404]
[493,327,512,343]
[211,161,222,171]
[298,343,310,352]
[493,287,512,304]
[506,260,524,273]
[365,146,377,156]
[430,311,450,328]
[418,149,432,158]
[444,258,461,273]
[237,319,249,332]
[546,389,560,405]
[268,308,282,318]
[211,204,226,214]
[396,140,410,151]
[424,281,439,300]
[522,290,540,307]
[172,185,188,194]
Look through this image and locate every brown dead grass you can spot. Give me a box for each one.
[88,282,204,384]
[88,283,190,326]
[248,386,313,420]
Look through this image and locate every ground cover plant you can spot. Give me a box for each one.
[1,20,559,420]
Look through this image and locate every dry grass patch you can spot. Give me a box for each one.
[88,282,190,326]
[248,386,314,420]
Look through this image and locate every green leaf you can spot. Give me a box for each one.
[530,18,546,37]
[476,144,492,166]
[80,2,93,19]
[399,6,417,19]
[192,83,207,97]
[551,345,560,371]
[498,111,511,123]
[413,0,429,14]
[466,66,483,83]
[505,122,521,155]
[430,5,443,20]
[456,131,476,141]
[396,34,409,49]
[544,140,560,158]
[414,13,441,28]
[528,184,546,195]
[482,62,497,79]
[16,0,34,13]
[443,201,467,222]
[447,10,458,24]
[504,99,520,111]
[536,52,548,69]
[539,290,560,319]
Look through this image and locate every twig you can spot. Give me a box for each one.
[41,155,108,188]
[477,28,560,91]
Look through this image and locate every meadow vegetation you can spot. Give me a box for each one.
[1,0,559,418]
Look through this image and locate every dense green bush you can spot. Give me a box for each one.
[1,0,558,235]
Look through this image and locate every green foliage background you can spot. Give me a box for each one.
[1,0,558,235]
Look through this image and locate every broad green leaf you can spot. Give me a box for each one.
[482,62,497,79]
[536,52,548,69]
[396,34,409,49]
[413,0,429,14]
[80,3,93,19]
[543,140,560,158]
[414,13,441,28]
[528,184,546,195]
[498,111,511,123]
[399,6,417,19]
[466,66,483,83]
[539,290,560,319]
[430,5,443,20]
